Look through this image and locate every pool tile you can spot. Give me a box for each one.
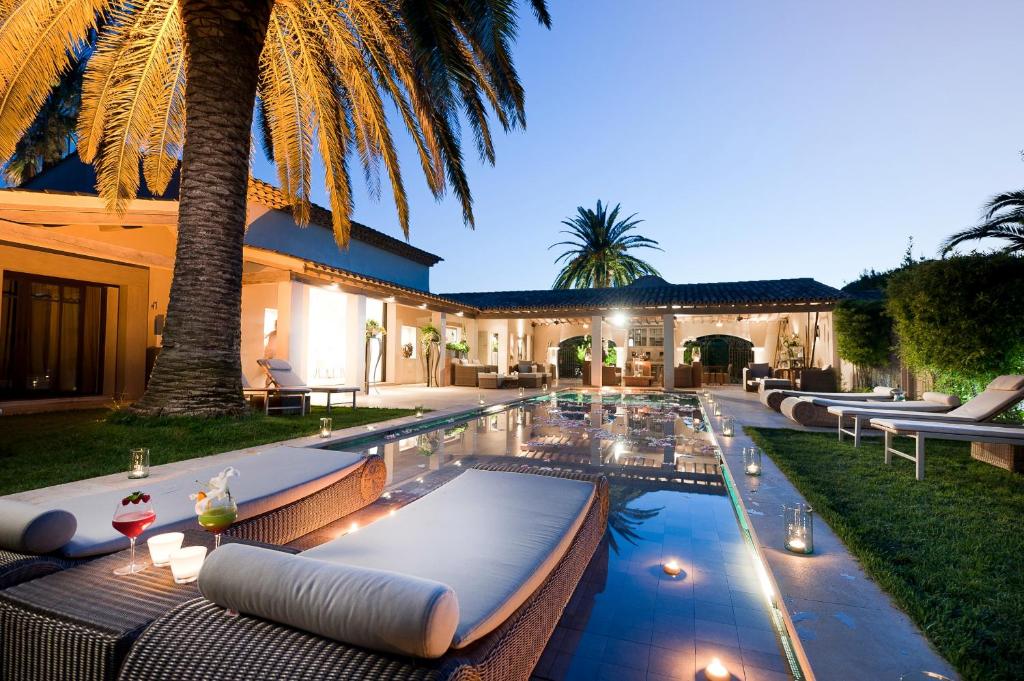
[742,666,791,681]
[647,644,696,679]
[601,637,650,671]
[694,619,740,648]
[736,625,783,655]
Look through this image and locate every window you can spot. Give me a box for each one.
[0,272,107,399]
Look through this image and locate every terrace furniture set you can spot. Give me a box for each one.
[755,374,1024,480]
[450,358,499,386]
[0,448,608,681]
[479,362,551,389]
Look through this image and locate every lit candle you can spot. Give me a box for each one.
[478,393,485,405]
[704,657,730,681]
[746,463,761,475]
[147,532,184,567]
[348,522,359,534]
[128,448,150,479]
[519,386,525,396]
[722,417,735,436]
[788,538,806,552]
[415,407,424,419]
[169,546,207,584]
[319,417,333,438]
[662,559,682,576]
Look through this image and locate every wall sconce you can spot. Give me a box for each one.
[784,503,814,554]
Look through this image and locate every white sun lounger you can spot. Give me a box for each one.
[827,375,1024,447]
[870,419,1024,481]
[759,386,895,411]
[782,392,959,436]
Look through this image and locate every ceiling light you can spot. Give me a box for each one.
[611,312,626,327]
[715,321,724,328]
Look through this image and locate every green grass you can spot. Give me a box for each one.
[0,406,415,496]
[747,427,1024,681]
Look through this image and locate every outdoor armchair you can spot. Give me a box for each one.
[742,363,772,391]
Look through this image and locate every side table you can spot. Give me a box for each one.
[0,530,295,681]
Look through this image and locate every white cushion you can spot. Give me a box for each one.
[826,406,978,421]
[39,447,366,558]
[870,419,1024,441]
[872,386,895,395]
[808,397,952,411]
[778,390,889,401]
[0,499,76,554]
[200,544,458,658]
[261,359,308,389]
[948,385,1024,421]
[302,469,595,649]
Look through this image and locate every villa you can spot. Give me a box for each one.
[0,156,846,414]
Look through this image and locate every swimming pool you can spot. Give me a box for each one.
[321,390,805,680]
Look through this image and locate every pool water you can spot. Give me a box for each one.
[318,390,799,680]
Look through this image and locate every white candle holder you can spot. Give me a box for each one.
[169,545,207,584]
[722,416,735,436]
[147,532,184,567]
[128,448,150,479]
[784,503,814,554]
[713,402,722,417]
[743,447,762,476]
[319,417,332,438]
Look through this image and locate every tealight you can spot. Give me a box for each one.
[705,657,729,681]
[169,546,207,584]
[147,532,184,567]
[662,559,682,577]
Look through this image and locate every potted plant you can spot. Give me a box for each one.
[401,342,414,359]
[420,324,442,387]
[446,340,470,359]
[364,320,387,393]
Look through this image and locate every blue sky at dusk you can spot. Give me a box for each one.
[252,0,1024,293]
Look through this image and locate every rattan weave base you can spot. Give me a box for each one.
[118,464,609,681]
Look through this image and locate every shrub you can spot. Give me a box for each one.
[886,254,1024,399]
[833,298,892,368]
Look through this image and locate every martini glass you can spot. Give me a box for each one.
[112,495,156,576]
[198,494,237,550]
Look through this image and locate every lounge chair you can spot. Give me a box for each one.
[0,447,385,589]
[871,419,1024,481]
[119,464,609,681]
[760,385,895,412]
[829,375,1024,448]
[258,358,359,412]
[242,372,310,415]
[781,391,959,429]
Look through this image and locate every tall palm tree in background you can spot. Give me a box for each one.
[0,0,549,416]
[550,200,662,289]
[941,190,1024,255]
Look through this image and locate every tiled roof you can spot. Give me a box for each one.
[17,154,442,266]
[440,277,846,313]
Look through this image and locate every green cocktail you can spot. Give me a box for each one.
[198,505,237,533]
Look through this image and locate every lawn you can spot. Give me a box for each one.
[0,406,415,496]
[747,427,1024,681]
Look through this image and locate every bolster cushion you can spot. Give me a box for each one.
[922,392,961,407]
[200,543,459,658]
[872,386,895,395]
[0,499,76,554]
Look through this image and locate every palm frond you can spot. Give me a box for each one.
[141,1,185,196]
[942,189,1024,256]
[92,0,181,213]
[0,0,108,162]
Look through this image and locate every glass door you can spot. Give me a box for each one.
[0,272,107,399]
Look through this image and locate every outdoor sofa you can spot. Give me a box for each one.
[827,375,1024,447]
[450,359,498,387]
[673,361,702,389]
[780,391,959,428]
[741,362,773,391]
[258,358,359,412]
[515,361,550,388]
[119,464,609,681]
[759,385,896,412]
[871,419,1024,481]
[0,446,386,590]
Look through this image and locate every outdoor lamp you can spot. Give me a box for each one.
[743,447,762,476]
[784,503,814,554]
[704,658,729,681]
[169,546,207,584]
[128,448,150,479]
[147,532,184,567]
[722,416,735,436]
[319,417,332,438]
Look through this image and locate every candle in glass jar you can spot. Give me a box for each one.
[169,546,207,584]
[319,417,332,438]
[147,532,184,567]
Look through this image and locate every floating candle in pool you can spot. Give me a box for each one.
[704,658,729,681]
[662,559,682,576]
[147,532,184,567]
[169,546,206,584]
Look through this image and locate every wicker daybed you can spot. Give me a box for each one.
[119,464,609,681]
[0,447,386,590]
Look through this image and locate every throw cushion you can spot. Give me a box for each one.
[0,499,76,554]
[201,544,459,658]
[517,362,532,374]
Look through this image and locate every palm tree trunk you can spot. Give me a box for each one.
[132,0,274,417]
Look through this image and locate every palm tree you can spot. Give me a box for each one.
[550,200,662,289]
[0,0,549,416]
[941,190,1024,255]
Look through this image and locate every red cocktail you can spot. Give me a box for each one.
[112,492,156,576]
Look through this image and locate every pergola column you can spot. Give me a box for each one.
[590,315,603,387]
[663,314,675,390]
